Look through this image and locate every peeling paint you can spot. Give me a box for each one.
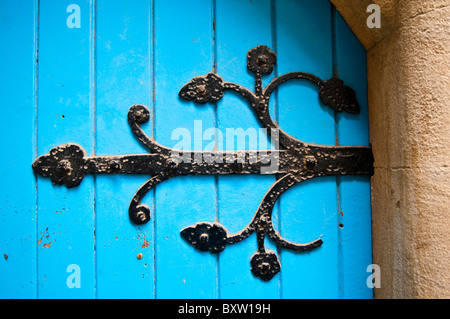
[137,232,150,249]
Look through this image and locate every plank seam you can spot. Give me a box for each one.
[331,4,345,299]
[151,0,157,299]
[90,0,98,299]
[34,0,40,300]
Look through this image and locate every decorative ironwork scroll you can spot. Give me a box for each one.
[32,45,374,281]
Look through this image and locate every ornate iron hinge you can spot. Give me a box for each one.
[33,45,374,281]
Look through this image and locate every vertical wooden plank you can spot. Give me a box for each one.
[0,0,38,298]
[334,10,373,299]
[154,0,217,298]
[275,0,339,298]
[95,0,153,298]
[215,0,279,298]
[37,0,95,298]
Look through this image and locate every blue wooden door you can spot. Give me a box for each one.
[0,0,372,299]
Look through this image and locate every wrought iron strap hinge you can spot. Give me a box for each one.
[32,45,374,281]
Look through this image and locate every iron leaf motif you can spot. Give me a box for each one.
[180,222,228,254]
[178,73,225,104]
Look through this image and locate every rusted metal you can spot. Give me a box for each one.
[32,45,374,281]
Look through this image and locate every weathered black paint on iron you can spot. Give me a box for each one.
[32,46,374,281]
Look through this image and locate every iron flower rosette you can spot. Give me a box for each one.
[247,45,277,75]
[250,251,281,281]
[32,143,87,188]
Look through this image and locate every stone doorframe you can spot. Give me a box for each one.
[331,0,450,298]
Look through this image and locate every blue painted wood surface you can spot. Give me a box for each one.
[37,0,96,298]
[216,0,279,299]
[275,0,339,299]
[0,0,38,299]
[0,0,372,299]
[334,10,373,299]
[95,0,154,298]
[154,0,218,298]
